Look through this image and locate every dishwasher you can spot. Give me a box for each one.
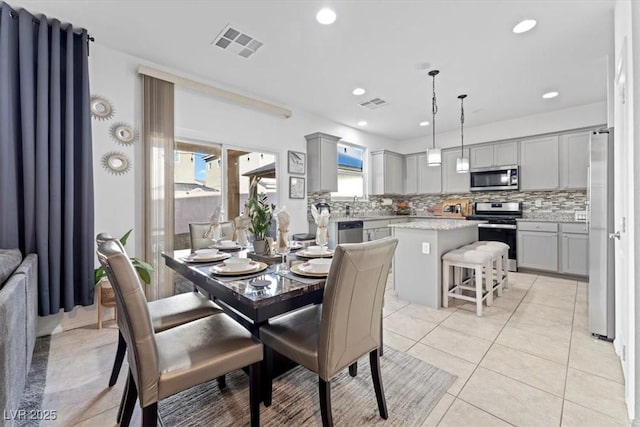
[337,220,364,244]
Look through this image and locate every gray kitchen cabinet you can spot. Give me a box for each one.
[560,223,589,276]
[559,132,589,189]
[442,148,470,194]
[470,141,518,169]
[305,132,340,192]
[371,150,404,195]
[417,153,442,194]
[517,230,559,271]
[520,136,560,191]
[404,154,419,194]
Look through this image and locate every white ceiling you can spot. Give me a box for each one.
[11,0,615,141]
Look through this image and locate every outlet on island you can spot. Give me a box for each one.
[422,242,431,254]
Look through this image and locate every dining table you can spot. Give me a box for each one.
[162,248,327,336]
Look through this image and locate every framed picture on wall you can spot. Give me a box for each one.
[289,176,305,199]
[288,150,306,175]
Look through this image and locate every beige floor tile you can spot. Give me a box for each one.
[530,280,577,296]
[72,405,122,427]
[564,368,628,420]
[521,290,576,309]
[561,400,629,427]
[481,343,566,397]
[420,325,492,364]
[489,295,522,312]
[419,392,455,426]
[383,328,416,352]
[401,303,454,324]
[571,329,617,355]
[383,294,410,312]
[383,311,438,341]
[459,367,563,427]
[496,326,570,365]
[569,344,624,384]
[507,271,538,286]
[507,309,572,341]
[458,303,513,324]
[499,287,528,301]
[47,326,119,363]
[515,301,574,326]
[439,398,512,427]
[533,276,578,287]
[407,343,476,396]
[440,311,505,341]
[573,308,589,330]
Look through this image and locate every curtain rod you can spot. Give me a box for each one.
[8,10,95,42]
[138,65,293,119]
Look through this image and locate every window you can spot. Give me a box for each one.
[331,143,365,199]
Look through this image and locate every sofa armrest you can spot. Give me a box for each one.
[14,254,38,374]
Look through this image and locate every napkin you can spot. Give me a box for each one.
[312,205,330,246]
[275,207,291,252]
[204,206,221,240]
[234,211,251,246]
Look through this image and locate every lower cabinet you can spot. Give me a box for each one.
[517,221,588,277]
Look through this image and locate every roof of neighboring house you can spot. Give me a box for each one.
[242,162,276,178]
[175,182,219,192]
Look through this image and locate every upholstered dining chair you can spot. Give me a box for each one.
[189,221,235,250]
[260,237,398,427]
[95,233,223,393]
[97,239,263,427]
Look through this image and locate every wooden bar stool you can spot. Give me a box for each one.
[463,244,505,302]
[442,249,494,316]
[468,241,510,289]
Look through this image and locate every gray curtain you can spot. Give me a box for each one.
[0,3,94,316]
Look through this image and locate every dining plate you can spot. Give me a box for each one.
[209,261,268,276]
[290,263,329,278]
[211,243,242,251]
[181,253,230,263]
[296,248,334,258]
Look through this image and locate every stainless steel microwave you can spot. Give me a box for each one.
[470,166,519,191]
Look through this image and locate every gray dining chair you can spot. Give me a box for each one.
[260,237,398,426]
[97,239,263,427]
[189,221,235,249]
[96,233,224,423]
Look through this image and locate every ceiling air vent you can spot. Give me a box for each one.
[359,97,389,110]
[212,25,263,59]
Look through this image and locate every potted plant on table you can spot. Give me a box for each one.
[248,193,275,255]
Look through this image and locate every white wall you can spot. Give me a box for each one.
[398,101,607,154]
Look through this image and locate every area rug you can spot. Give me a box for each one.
[159,345,455,426]
[17,336,51,427]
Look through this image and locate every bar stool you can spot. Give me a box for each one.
[467,241,510,289]
[463,244,505,301]
[442,249,494,316]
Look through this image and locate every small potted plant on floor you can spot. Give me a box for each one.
[248,193,274,255]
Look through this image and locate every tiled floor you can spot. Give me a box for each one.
[37,272,630,426]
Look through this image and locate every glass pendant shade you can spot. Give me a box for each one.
[426,147,441,166]
[456,156,469,173]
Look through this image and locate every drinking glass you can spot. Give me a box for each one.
[315,226,328,257]
[276,231,291,276]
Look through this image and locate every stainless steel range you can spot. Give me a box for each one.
[467,202,522,271]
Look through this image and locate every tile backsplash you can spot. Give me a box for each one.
[308,190,586,222]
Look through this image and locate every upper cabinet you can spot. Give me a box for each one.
[559,131,589,190]
[470,141,518,169]
[519,136,560,191]
[305,132,340,192]
[417,153,442,194]
[404,154,419,195]
[442,148,470,194]
[371,150,404,195]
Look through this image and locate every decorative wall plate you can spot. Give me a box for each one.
[109,122,138,145]
[101,152,131,175]
[90,96,115,120]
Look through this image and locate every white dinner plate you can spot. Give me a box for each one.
[296,248,334,258]
[181,253,230,263]
[209,261,268,276]
[290,263,329,278]
[211,243,242,251]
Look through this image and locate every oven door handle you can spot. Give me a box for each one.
[477,223,517,230]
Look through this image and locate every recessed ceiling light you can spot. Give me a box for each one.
[357,121,368,126]
[419,121,430,127]
[352,87,366,96]
[316,8,337,25]
[542,91,559,99]
[513,19,537,34]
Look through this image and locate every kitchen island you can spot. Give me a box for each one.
[390,219,485,308]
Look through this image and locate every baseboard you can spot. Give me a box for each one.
[516,268,588,281]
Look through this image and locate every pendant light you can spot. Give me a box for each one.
[456,94,470,173]
[426,70,441,166]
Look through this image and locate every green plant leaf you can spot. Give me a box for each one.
[119,229,133,246]
[135,267,152,284]
[94,266,105,285]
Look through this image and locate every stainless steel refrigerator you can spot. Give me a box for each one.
[588,128,615,340]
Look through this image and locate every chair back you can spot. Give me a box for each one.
[189,221,235,249]
[97,240,160,407]
[318,237,398,381]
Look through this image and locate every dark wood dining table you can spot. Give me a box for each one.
[162,249,326,336]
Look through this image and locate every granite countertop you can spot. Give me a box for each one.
[517,218,587,224]
[328,215,447,223]
[389,219,487,231]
